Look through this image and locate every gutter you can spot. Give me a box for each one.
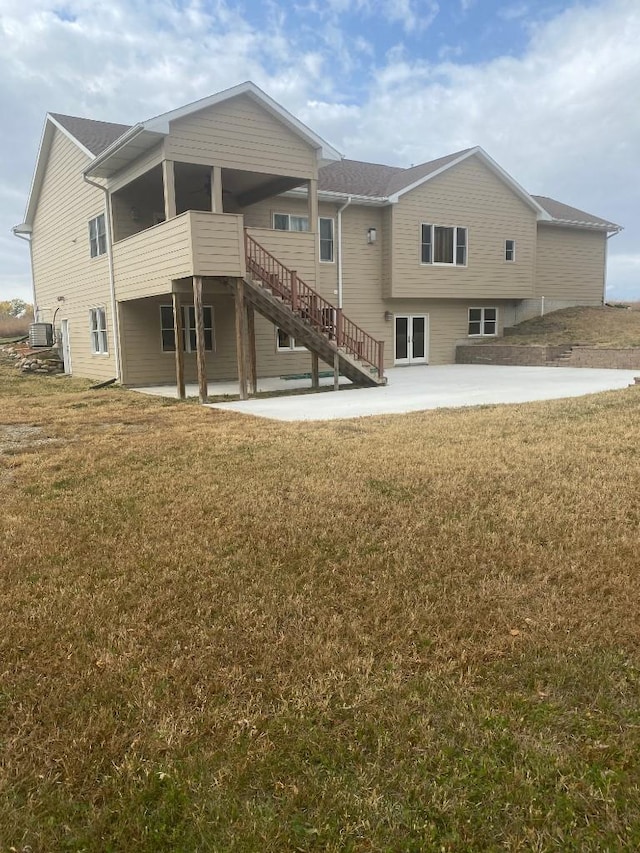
[336,196,352,309]
[83,174,122,382]
[83,124,146,178]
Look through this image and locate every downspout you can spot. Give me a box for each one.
[83,174,121,382]
[604,228,620,304]
[11,228,37,319]
[336,196,352,309]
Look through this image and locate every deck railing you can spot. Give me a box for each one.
[245,231,384,379]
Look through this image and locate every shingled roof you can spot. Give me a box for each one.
[318,149,473,198]
[45,111,620,231]
[532,195,620,230]
[49,113,131,157]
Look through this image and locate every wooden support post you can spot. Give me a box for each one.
[307,178,318,232]
[211,165,223,213]
[333,350,340,391]
[377,340,385,381]
[162,160,176,220]
[192,275,208,403]
[311,352,319,390]
[172,289,185,400]
[246,302,257,395]
[335,307,343,347]
[235,278,248,401]
[290,270,298,313]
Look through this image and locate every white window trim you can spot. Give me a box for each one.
[272,212,310,232]
[89,213,107,259]
[420,223,468,267]
[275,328,307,353]
[468,307,498,338]
[319,216,335,263]
[505,239,516,262]
[89,307,109,355]
[160,304,215,353]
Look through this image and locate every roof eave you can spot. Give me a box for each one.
[23,114,96,228]
[284,187,390,205]
[542,218,622,233]
[83,124,150,178]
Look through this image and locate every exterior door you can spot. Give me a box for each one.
[60,319,72,373]
[394,315,428,364]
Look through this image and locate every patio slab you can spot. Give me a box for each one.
[205,365,639,422]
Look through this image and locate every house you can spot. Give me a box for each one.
[13,81,622,399]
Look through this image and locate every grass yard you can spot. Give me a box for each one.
[497,303,640,347]
[1,361,640,851]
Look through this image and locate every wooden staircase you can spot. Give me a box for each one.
[244,232,385,387]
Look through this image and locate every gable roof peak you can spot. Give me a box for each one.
[48,112,132,157]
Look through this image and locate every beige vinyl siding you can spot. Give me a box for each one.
[391,156,537,299]
[108,143,164,194]
[535,224,606,302]
[120,293,312,386]
[386,299,510,365]
[164,94,317,179]
[339,204,385,329]
[245,227,318,288]
[113,214,193,301]
[381,206,393,297]
[191,212,246,277]
[112,212,245,301]
[30,128,115,381]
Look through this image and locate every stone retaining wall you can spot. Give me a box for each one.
[455,344,569,366]
[561,348,640,369]
[456,343,640,369]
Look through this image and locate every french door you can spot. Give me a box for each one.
[394,315,428,365]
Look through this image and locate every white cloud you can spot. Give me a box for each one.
[1,0,639,301]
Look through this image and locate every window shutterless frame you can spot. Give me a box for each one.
[319,217,335,262]
[272,213,309,232]
[505,239,516,261]
[421,224,468,266]
[275,328,306,352]
[88,214,107,258]
[160,305,215,353]
[89,307,108,354]
[468,307,498,337]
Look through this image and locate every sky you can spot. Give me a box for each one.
[1,0,639,302]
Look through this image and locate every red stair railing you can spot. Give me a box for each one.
[245,231,384,379]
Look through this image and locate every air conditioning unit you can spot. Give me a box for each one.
[29,323,54,348]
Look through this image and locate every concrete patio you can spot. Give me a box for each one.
[132,364,639,422]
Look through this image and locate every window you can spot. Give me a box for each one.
[273,213,309,232]
[89,307,108,354]
[505,239,515,262]
[468,307,497,337]
[421,224,467,266]
[160,305,214,352]
[319,217,334,262]
[89,214,107,258]
[276,328,306,352]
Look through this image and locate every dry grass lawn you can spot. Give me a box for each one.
[1,360,640,851]
[494,303,640,347]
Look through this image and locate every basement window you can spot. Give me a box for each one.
[421,224,467,266]
[468,307,497,337]
[88,213,107,258]
[276,328,306,352]
[160,305,214,352]
[89,307,108,354]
